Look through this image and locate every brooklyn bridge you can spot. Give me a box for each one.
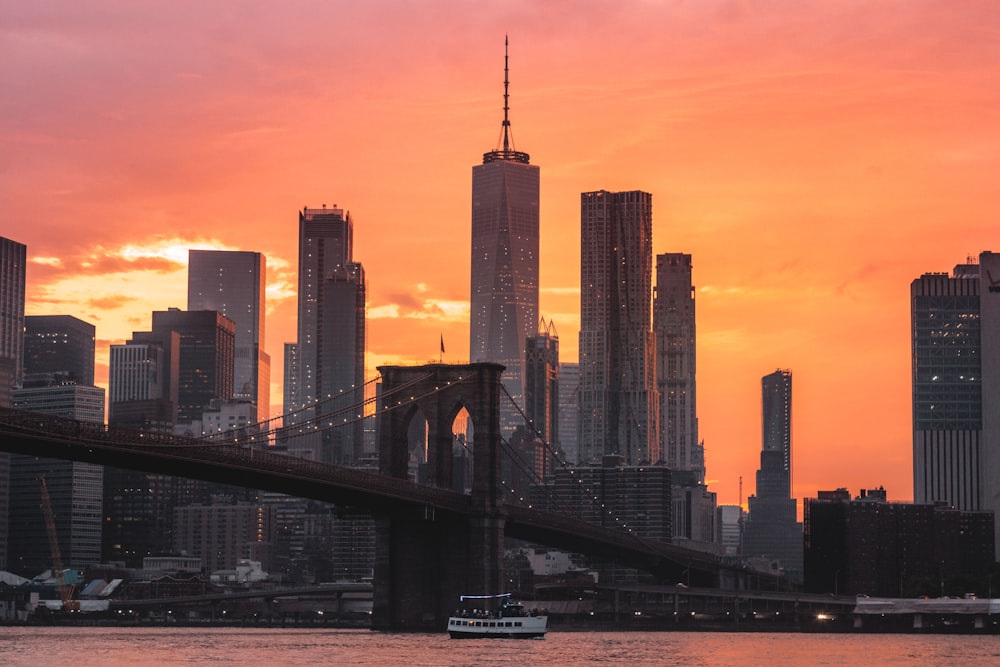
[0,362,758,630]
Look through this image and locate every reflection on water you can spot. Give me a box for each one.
[1,628,999,666]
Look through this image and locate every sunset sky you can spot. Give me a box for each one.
[4,1,1000,509]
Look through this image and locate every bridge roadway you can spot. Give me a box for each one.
[108,583,372,609]
[0,408,725,582]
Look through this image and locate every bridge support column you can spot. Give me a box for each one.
[373,363,507,632]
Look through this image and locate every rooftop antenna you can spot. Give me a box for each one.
[484,36,530,164]
[502,34,511,153]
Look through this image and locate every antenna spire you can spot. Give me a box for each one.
[483,35,530,164]
[502,34,510,153]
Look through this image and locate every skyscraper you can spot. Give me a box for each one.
[743,369,802,579]
[188,250,270,421]
[285,205,366,463]
[912,252,1000,551]
[469,38,540,423]
[578,190,660,466]
[653,253,701,481]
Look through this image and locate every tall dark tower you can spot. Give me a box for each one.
[470,37,540,427]
[743,369,802,580]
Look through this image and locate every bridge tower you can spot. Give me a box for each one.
[372,362,505,631]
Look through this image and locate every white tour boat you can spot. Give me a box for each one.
[447,594,548,639]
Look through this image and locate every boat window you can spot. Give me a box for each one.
[515,622,522,627]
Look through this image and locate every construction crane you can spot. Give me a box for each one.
[38,476,79,612]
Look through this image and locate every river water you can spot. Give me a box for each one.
[1,628,998,666]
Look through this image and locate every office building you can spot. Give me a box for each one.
[742,369,802,579]
[912,252,1000,551]
[284,206,367,463]
[578,190,659,465]
[8,315,104,576]
[23,315,95,386]
[469,39,540,428]
[143,309,235,427]
[188,250,270,421]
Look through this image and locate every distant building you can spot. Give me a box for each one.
[804,488,995,596]
[742,369,802,580]
[188,250,270,421]
[911,251,1000,553]
[578,190,660,466]
[716,505,745,558]
[524,318,559,475]
[557,362,580,465]
[469,39,540,432]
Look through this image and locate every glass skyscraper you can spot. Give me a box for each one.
[469,39,539,423]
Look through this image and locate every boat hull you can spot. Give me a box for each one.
[447,616,547,639]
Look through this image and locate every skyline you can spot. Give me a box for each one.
[5,1,1000,509]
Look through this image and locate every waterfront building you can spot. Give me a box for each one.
[804,488,995,596]
[742,369,802,579]
[911,252,1000,551]
[173,500,276,573]
[104,338,178,567]
[188,250,270,421]
[469,38,540,431]
[578,190,659,466]
[9,316,104,575]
